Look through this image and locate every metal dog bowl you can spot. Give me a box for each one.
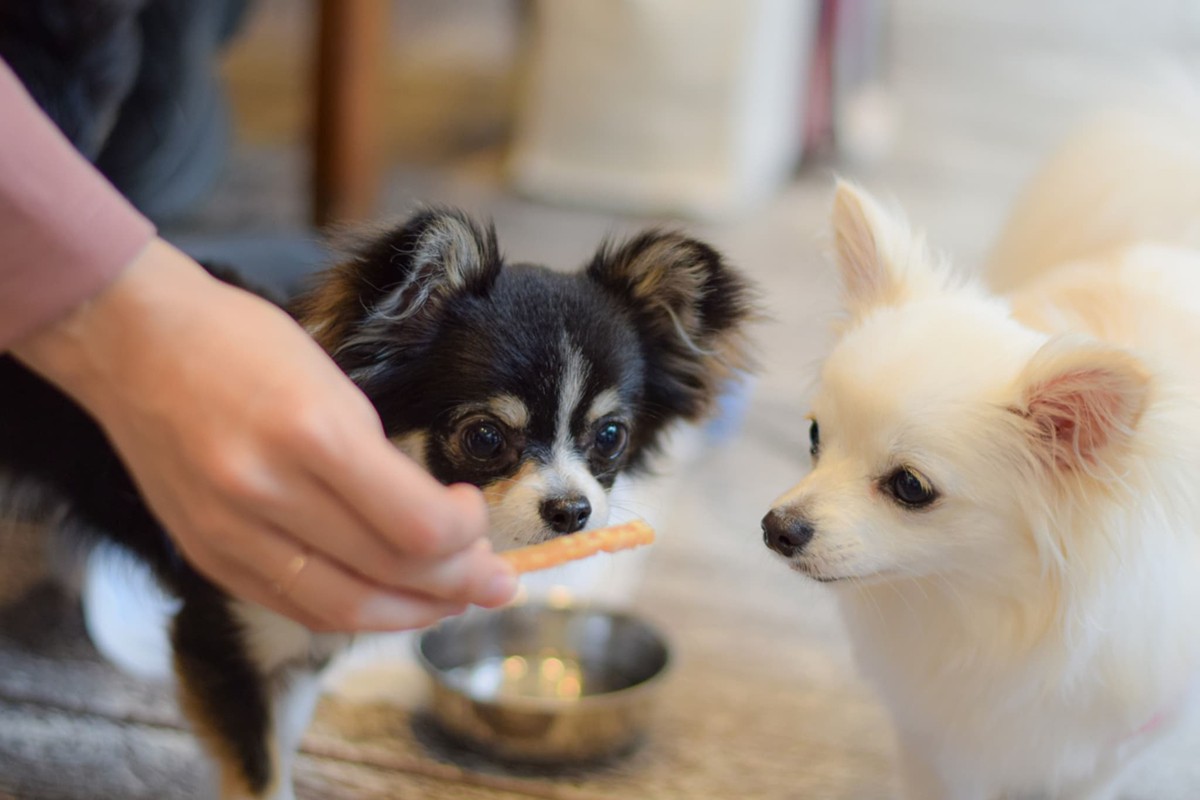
[415,602,671,763]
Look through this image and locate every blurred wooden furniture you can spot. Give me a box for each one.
[313,0,386,227]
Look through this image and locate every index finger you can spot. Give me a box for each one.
[313,431,490,557]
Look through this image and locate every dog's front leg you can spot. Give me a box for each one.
[172,593,344,799]
[173,593,285,799]
[261,668,325,800]
[895,735,989,800]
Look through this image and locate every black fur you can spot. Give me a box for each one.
[587,230,755,458]
[172,586,273,794]
[0,261,276,789]
[0,208,754,795]
[302,210,754,478]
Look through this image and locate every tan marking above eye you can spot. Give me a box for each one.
[389,431,429,466]
[448,396,529,432]
[585,388,622,424]
[486,394,530,429]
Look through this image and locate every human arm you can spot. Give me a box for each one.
[1,59,516,630]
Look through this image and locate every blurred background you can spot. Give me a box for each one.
[164,0,1200,272]
[11,0,1198,289]
[4,1,1200,798]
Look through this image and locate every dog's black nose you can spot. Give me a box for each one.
[761,509,814,557]
[540,496,592,534]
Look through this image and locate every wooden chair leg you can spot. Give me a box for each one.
[312,0,386,227]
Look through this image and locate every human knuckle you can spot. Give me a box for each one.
[282,405,338,455]
[368,553,411,588]
[207,452,266,502]
[401,521,448,558]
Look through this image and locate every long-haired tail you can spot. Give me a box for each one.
[987,108,1200,292]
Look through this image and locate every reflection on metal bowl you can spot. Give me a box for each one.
[415,602,671,763]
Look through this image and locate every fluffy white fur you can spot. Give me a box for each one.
[768,115,1200,799]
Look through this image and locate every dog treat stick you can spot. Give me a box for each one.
[501,519,655,573]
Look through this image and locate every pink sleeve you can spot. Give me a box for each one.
[0,59,155,349]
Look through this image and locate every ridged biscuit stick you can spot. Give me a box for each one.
[500,519,655,573]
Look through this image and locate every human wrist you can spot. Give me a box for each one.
[9,238,220,415]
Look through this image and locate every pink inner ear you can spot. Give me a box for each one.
[833,199,887,307]
[1027,368,1139,469]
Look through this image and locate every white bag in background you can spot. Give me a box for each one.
[509,0,817,219]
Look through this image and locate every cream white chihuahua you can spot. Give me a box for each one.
[764,113,1200,800]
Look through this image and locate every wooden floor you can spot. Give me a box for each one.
[5,2,1200,798]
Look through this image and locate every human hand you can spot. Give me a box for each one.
[12,238,517,631]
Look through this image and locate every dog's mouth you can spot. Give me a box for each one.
[788,560,897,586]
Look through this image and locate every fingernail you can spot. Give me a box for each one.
[480,567,519,607]
[357,594,422,630]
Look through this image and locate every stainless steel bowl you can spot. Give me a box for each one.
[415,602,671,763]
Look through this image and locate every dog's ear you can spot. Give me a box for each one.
[587,230,755,431]
[1014,337,1151,474]
[297,208,501,368]
[832,181,932,319]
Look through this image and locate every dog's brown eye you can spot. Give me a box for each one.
[462,422,505,461]
[886,468,937,508]
[594,421,628,460]
[808,418,819,457]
